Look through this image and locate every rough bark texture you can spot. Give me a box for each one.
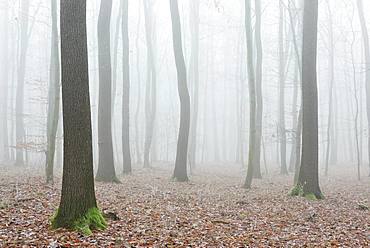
[122,0,132,174]
[243,0,256,189]
[95,0,119,182]
[15,0,30,166]
[296,0,323,199]
[356,0,370,177]
[53,0,99,228]
[253,0,263,178]
[170,0,191,182]
[46,0,61,184]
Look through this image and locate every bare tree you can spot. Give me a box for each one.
[254,0,263,178]
[243,0,257,189]
[143,0,157,168]
[122,0,132,174]
[170,0,191,182]
[292,0,323,199]
[95,0,119,182]
[356,0,370,177]
[188,0,200,170]
[279,0,288,175]
[15,0,30,166]
[45,0,61,183]
[52,0,106,233]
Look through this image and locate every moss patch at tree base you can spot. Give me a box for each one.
[289,184,324,201]
[52,208,107,236]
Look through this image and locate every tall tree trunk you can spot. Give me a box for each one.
[134,1,142,164]
[143,0,157,168]
[45,0,61,183]
[279,0,288,175]
[188,0,200,169]
[295,0,323,199]
[254,0,263,178]
[170,0,191,182]
[243,0,257,189]
[324,0,334,177]
[356,0,370,177]
[53,0,105,232]
[95,0,119,182]
[122,0,132,174]
[15,0,30,166]
[0,0,10,162]
[111,0,122,167]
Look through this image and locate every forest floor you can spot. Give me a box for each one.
[0,163,369,247]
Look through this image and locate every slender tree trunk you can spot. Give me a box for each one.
[254,0,263,178]
[143,0,157,168]
[243,0,257,189]
[279,0,288,175]
[170,0,191,182]
[356,0,370,176]
[122,0,132,174]
[295,0,323,199]
[188,0,200,169]
[111,0,122,167]
[0,0,10,162]
[134,1,142,164]
[53,0,105,230]
[45,0,61,183]
[95,0,119,182]
[15,0,30,166]
[324,0,334,177]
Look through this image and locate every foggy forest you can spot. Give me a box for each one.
[0,0,369,246]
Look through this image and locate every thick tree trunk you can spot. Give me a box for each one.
[122,0,132,174]
[46,0,61,183]
[15,0,30,166]
[188,0,200,169]
[170,0,191,182]
[95,0,119,182]
[356,0,370,177]
[53,0,103,229]
[254,0,263,178]
[243,0,257,189]
[296,0,323,199]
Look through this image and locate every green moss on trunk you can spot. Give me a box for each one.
[52,207,107,235]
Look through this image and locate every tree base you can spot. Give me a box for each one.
[52,207,107,235]
[289,184,324,200]
[172,175,189,182]
[95,175,121,184]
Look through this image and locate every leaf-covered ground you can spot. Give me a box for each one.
[0,164,369,247]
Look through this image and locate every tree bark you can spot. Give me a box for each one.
[46,0,61,183]
[122,0,132,174]
[53,0,101,228]
[143,0,157,168]
[243,0,257,189]
[15,0,30,166]
[0,0,10,162]
[95,0,119,182]
[188,0,200,170]
[254,0,263,178]
[296,0,323,199]
[279,0,288,175]
[170,0,191,182]
[356,0,370,177]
